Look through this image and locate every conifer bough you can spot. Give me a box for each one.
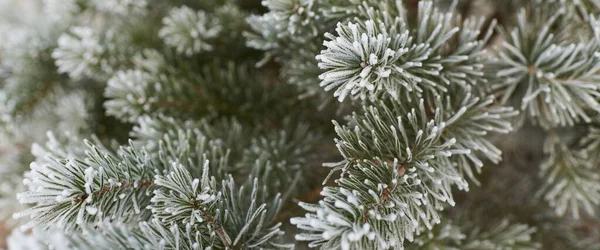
[1,0,599,249]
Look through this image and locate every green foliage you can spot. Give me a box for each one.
[15,141,156,231]
[409,219,539,250]
[15,136,293,249]
[315,1,494,101]
[159,6,222,56]
[291,91,515,249]
[151,164,292,249]
[491,10,600,127]
[3,0,600,249]
[539,135,600,219]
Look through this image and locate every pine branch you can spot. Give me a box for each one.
[159,6,221,56]
[538,135,600,219]
[15,140,156,230]
[291,85,515,249]
[315,1,494,101]
[71,179,154,203]
[151,163,293,249]
[408,219,539,250]
[490,10,600,127]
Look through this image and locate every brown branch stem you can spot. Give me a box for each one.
[72,179,153,203]
[361,164,406,224]
[193,201,232,249]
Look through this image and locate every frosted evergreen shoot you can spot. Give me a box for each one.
[492,10,600,127]
[539,135,600,219]
[316,1,495,101]
[291,93,516,249]
[159,6,221,56]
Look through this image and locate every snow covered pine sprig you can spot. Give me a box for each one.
[15,138,293,249]
[292,92,516,249]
